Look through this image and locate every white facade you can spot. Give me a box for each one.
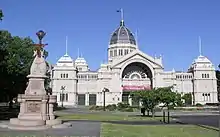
[51,20,217,106]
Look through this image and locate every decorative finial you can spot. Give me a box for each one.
[154,53,157,59]
[135,29,138,48]
[199,36,202,56]
[77,48,79,58]
[65,36,68,56]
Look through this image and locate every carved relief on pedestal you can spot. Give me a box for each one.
[27,102,41,113]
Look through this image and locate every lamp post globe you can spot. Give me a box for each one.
[36,30,46,41]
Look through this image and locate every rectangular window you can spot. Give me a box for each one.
[110,51,113,57]
[60,93,64,102]
[114,50,117,56]
[60,93,68,102]
[65,93,68,101]
[207,74,209,78]
[124,49,128,55]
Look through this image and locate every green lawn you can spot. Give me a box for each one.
[58,113,162,121]
[101,123,218,137]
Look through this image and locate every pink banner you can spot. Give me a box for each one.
[122,85,151,91]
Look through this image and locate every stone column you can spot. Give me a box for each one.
[85,92,89,106]
[49,103,55,120]
[73,92,77,106]
[41,99,48,121]
[98,92,102,106]
[128,95,132,106]
[18,99,26,119]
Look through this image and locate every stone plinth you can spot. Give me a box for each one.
[8,94,62,130]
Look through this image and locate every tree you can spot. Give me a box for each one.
[158,86,182,109]
[0,9,3,20]
[157,86,182,123]
[0,30,49,104]
[182,93,192,106]
[131,89,160,117]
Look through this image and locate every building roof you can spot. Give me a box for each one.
[57,54,74,63]
[75,57,87,64]
[193,55,211,64]
[109,21,136,45]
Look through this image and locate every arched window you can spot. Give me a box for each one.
[66,74,68,78]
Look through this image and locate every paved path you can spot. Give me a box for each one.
[0,121,101,137]
[1,107,219,136]
[55,107,219,116]
[173,115,219,128]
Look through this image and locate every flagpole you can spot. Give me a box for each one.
[121,8,124,21]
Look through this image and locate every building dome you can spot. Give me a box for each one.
[110,21,136,45]
[57,54,74,63]
[193,55,211,64]
[75,57,87,64]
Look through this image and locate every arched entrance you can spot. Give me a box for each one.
[121,62,153,105]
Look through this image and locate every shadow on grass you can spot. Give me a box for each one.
[0,106,19,120]
[54,106,67,111]
[127,115,163,118]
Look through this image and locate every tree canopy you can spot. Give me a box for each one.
[0,9,3,20]
[0,30,49,102]
[131,86,182,117]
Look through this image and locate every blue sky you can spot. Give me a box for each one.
[1,0,220,71]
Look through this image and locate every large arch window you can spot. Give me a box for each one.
[122,62,152,79]
[122,62,153,88]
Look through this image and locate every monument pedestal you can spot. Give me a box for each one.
[8,94,62,130]
[7,31,67,130]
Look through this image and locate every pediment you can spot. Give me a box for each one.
[111,50,163,69]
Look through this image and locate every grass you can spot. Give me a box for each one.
[101,123,218,137]
[58,113,163,121]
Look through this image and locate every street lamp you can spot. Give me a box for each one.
[34,30,47,58]
[102,87,109,111]
[60,86,65,108]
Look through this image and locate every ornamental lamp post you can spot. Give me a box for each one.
[36,30,46,43]
[102,87,109,111]
[60,86,65,108]
[34,30,48,57]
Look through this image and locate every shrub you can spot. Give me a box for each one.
[89,105,97,110]
[89,105,103,111]
[106,104,117,111]
[121,107,134,112]
[195,103,203,107]
[117,102,129,110]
